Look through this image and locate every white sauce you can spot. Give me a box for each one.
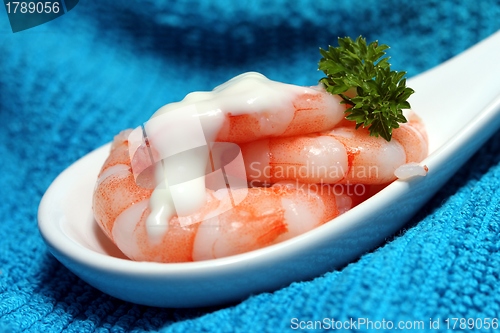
[139,72,321,241]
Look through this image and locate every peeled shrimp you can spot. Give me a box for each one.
[123,72,350,244]
[92,72,428,263]
[147,72,347,145]
[241,115,428,185]
[93,131,352,262]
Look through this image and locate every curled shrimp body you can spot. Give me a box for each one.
[93,131,352,262]
[150,72,347,144]
[241,115,428,185]
[124,73,351,242]
[93,73,428,263]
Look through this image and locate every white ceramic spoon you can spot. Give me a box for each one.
[38,30,500,308]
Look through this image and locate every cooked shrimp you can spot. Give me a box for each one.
[241,115,428,185]
[93,73,428,263]
[148,72,347,145]
[124,72,349,238]
[93,131,352,262]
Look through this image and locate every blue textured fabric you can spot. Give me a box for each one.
[1,1,500,332]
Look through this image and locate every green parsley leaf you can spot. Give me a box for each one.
[318,36,414,141]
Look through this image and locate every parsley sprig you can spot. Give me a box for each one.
[318,36,414,141]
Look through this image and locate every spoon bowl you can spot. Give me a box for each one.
[38,31,500,308]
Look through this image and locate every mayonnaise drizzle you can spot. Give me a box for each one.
[143,72,325,241]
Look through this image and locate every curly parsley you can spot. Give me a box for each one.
[318,36,414,141]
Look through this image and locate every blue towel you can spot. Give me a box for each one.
[1,1,500,332]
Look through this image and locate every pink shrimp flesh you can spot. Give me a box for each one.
[148,72,347,145]
[93,131,353,262]
[241,115,428,185]
[215,86,348,143]
[92,73,428,263]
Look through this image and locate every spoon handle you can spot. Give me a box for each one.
[409,30,500,152]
